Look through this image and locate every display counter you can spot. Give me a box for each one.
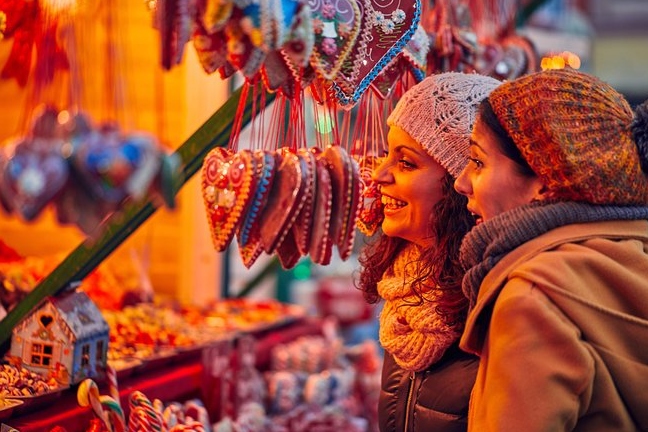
[4,318,324,431]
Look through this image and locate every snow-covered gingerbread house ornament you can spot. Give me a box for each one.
[10,290,109,386]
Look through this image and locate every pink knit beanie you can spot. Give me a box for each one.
[387,72,501,178]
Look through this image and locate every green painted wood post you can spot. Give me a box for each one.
[0,84,276,348]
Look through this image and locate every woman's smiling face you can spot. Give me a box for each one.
[454,116,545,223]
[372,126,446,247]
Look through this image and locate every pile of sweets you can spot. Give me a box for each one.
[0,361,62,397]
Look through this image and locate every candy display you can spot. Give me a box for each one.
[0,362,62,397]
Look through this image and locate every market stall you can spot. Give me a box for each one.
[0,0,541,429]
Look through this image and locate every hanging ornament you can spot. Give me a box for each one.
[308,0,361,81]
[332,0,421,106]
[0,106,70,221]
[202,148,258,252]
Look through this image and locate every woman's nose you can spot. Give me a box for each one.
[372,159,392,184]
[454,167,470,196]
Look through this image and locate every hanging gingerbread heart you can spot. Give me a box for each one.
[308,0,362,81]
[333,0,421,106]
[261,50,294,95]
[279,3,315,89]
[276,228,302,269]
[238,229,266,268]
[258,149,306,254]
[0,137,69,222]
[355,154,383,236]
[308,148,334,265]
[320,144,358,260]
[200,0,234,33]
[226,0,274,78]
[192,21,229,74]
[340,153,361,260]
[238,149,276,247]
[400,22,429,82]
[291,148,317,256]
[72,124,161,204]
[156,0,192,69]
[202,148,258,252]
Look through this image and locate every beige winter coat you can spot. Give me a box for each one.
[461,220,648,432]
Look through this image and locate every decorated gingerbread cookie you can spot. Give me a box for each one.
[202,147,258,252]
[258,149,306,254]
[308,149,334,265]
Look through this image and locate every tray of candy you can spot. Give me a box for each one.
[11,386,68,416]
[0,398,23,421]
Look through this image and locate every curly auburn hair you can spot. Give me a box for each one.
[356,173,474,326]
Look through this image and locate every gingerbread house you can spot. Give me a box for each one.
[10,290,109,385]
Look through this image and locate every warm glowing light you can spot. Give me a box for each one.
[540,51,581,71]
[40,0,79,15]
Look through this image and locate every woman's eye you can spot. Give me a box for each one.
[468,157,483,168]
[399,159,415,169]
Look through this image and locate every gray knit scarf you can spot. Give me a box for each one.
[460,201,648,310]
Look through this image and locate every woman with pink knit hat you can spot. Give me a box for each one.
[454,67,648,431]
[357,72,501,432]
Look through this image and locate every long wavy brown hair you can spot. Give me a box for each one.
[356,173,474,326]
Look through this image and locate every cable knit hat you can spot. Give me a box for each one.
[387,72,501,178]
[488,67,648,205]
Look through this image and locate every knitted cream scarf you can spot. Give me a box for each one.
[378,244,462,372]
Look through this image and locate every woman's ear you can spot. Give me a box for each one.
[532,182,551,202]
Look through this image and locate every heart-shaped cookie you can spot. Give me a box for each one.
[276,227,302,269]
[258,149,306,254]
[400,22,429,81]
[355,155,384,236]
[291,148,317,256]
[202,148,257,252]
[308,0,361,81]
[280,2,315,86]
[308,149,334,265]
[200,0,234,33]
[333,0,421,106]
[238,149,276,247]
[238,229,265,268]
[337,152,361,260]
[72,124,160,204]
[320,145,353,249]
[192,21,229,74]
[1,137,69,221]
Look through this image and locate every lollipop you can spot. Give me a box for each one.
[77,379,111,431]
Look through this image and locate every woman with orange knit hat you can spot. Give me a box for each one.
[454,67,648,431]
[357,72,501,432]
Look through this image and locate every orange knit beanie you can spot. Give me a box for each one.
[488,68,648,205]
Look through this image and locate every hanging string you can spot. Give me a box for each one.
[229,79,251,152]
